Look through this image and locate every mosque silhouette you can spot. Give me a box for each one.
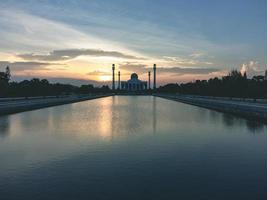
[111,64,156,92]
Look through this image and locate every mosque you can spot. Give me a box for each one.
[121,73,147,91]
[111,64,156,91]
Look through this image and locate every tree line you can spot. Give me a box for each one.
[158,70,267,98]
[1,66,267,98]
[0,78,111,98]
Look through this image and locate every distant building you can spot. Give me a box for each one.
[111,64,156,91]
[153,64,156,90]
[265,70,267,80]
[121,73,147,91]
[112,64,115,90]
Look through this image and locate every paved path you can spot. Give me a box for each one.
[156,94,267,120]
[0,94,112,116]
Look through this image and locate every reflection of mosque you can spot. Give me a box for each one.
[111,64,157,91]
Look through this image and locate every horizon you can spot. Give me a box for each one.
[1,0,267,86]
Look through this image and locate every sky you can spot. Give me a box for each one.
[0,0,267,86]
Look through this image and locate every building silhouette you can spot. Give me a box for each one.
[121,73,147,91]
[118,71,121,90]
[148,71,151,90]
[111,64,157,92]
[112,64,115,90]
[153,64,156,90]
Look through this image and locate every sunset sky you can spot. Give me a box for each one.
[0,0,267,86]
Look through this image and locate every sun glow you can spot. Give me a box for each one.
[99,75,111,82]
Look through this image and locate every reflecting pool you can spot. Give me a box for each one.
[0,96,267,200]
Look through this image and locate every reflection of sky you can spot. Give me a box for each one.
[1,96,267,198]
[0,96,266,174]
[0,0,267,84]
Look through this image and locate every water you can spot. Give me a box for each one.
[0,96,267,200]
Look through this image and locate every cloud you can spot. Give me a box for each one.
[17,49,144,61]
[12,76,101,86]
[189,53,204,58]
[0,9,141,59]
[159,67,219,75]
[119,63,149,74]
[87,70,111,76]
[240,61,265,77]
[0,61,56,71]
[162,56,213,66]
[119,63,219,75]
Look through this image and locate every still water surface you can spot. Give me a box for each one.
[1,96,267,200]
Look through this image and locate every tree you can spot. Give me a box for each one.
[159,68,267,98]
[0,66,11,82]
[158,83,180,93]
[5,66,11,82]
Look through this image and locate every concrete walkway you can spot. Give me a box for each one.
[0,94,113,116]
[156,94,267,121]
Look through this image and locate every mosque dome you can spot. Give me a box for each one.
[131,73,138,80]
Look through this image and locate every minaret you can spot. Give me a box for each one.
[118,71,121,90]
[148,71,151,90]
[112,64,115,90]
[153,64,156,90]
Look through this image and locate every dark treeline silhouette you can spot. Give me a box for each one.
[0,78,111,98]
[2,66,267,98]
[1,64,111,97]
[158,70,267,98]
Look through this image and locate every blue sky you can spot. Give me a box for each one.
[0,0,266,85]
